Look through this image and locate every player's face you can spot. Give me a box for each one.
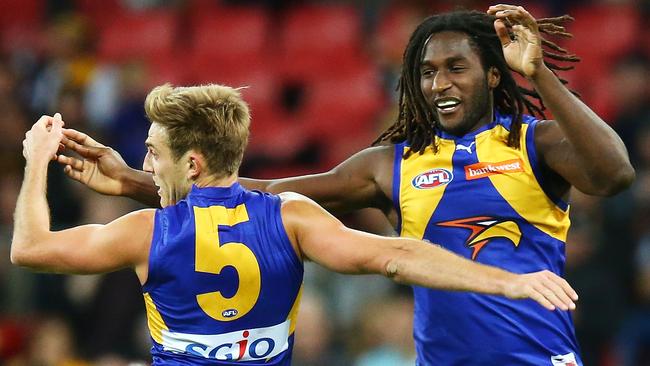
[420,31,496,136]
[142,123,191,207]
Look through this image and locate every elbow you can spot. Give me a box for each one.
[590,165,636,196]
[384,258,407,284]
[10,245,30,267]
[10,238,41,268]
[383,247,413,285]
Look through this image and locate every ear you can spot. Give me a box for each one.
[186,151,203,181]
[487,67,500,89]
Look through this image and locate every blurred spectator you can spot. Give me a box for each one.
[292,290,347,366]
[30,13,96,115]
[611,52,650,166]
[352,292,415,366]
[614,235,650,366]
[23,316,89,366]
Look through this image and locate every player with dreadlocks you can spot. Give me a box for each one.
[57,4,633,365]
[376,8,580,155]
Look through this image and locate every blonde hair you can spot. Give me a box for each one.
[144,83,250,177]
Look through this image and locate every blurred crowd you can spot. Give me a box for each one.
[0,0,649,365]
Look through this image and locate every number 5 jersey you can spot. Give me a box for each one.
[142,183,303,365]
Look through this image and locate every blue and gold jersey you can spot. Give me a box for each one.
[394,113,582,366]
[142,183,303,365]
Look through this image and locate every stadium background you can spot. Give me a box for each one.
[0,0,648,365]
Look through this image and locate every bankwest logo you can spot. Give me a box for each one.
[161,319,290,361]
[464,159,524,180]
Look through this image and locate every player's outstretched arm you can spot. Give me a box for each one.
[280,192,578,311]
[13,117,153,281]
[56,128,160,207]
[488,4,634,196]
[240,146,393,214]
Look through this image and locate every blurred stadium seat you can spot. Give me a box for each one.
[278,4,366,80]
[300,68,385,140]
[75,0,126,30]
[188,6,270,64]
[97,9,178,62]
[563,3,641,80]
[0,0,45,54]
[0,0,43,30]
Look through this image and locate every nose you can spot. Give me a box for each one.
[143,151,153,173]
[432,71,452,93]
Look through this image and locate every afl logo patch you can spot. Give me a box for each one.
[222,309,239,318]
[412,168,453,189]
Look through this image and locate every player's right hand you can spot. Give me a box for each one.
[56,128,130,196]
[504,270,578,311]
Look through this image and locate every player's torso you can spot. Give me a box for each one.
[143,184,303,365]
[393,115,582,365]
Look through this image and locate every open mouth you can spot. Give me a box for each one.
[434,97,461,114]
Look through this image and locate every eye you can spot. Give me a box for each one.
[421,69,436,77]
[450,65,466,72]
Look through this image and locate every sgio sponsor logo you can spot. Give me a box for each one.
[412,168,453,189]
[161,319,290,361]
[186,330,276,360]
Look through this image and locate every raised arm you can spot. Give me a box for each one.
[13,117,153,282]
[241,145,394,215]
[280,192,578,311]
[489,4,634,196]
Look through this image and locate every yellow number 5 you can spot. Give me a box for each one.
[194,204,261,321]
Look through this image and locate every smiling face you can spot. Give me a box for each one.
[142,122,192,207]
[420,31,499,136]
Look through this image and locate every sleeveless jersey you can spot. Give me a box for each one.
[142,183,303,365]
[393,113,583,366]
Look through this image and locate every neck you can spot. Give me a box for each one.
[194,174,238,188]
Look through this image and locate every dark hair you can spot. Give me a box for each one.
[373,10,578,155]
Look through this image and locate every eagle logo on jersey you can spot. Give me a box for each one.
[437,216,522,260]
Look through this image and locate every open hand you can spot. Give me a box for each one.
[488,4,544,78]
[56,128,130,196]
[504,269,578,311]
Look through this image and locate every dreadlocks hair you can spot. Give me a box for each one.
[373,10,579,156]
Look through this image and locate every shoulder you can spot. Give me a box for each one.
[353,145,395,160]
[333,145,396,181]
[278,192,334,227]
[112,208,156,227]
[337,145,395,168]
[108,209,156,242]
[278,192,320,214]
[532,119,563,153]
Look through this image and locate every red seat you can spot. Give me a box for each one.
[278,4,365,80]
[74,0,125,30]
[374,6,424,67]
[0,0,43,30]
[146,57,190,89]
[300,68,387,140]
[562,4,640,80]
[97,10,178,62]
[189,6,270,63]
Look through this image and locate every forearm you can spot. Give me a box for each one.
[531,66,633,183]
[11,161,52,264]
[384,239,514,295]
[123,168,160,207]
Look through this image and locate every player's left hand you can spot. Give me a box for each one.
[504,270,578,311]
[488,4,543,78]
[22,113,65,165]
